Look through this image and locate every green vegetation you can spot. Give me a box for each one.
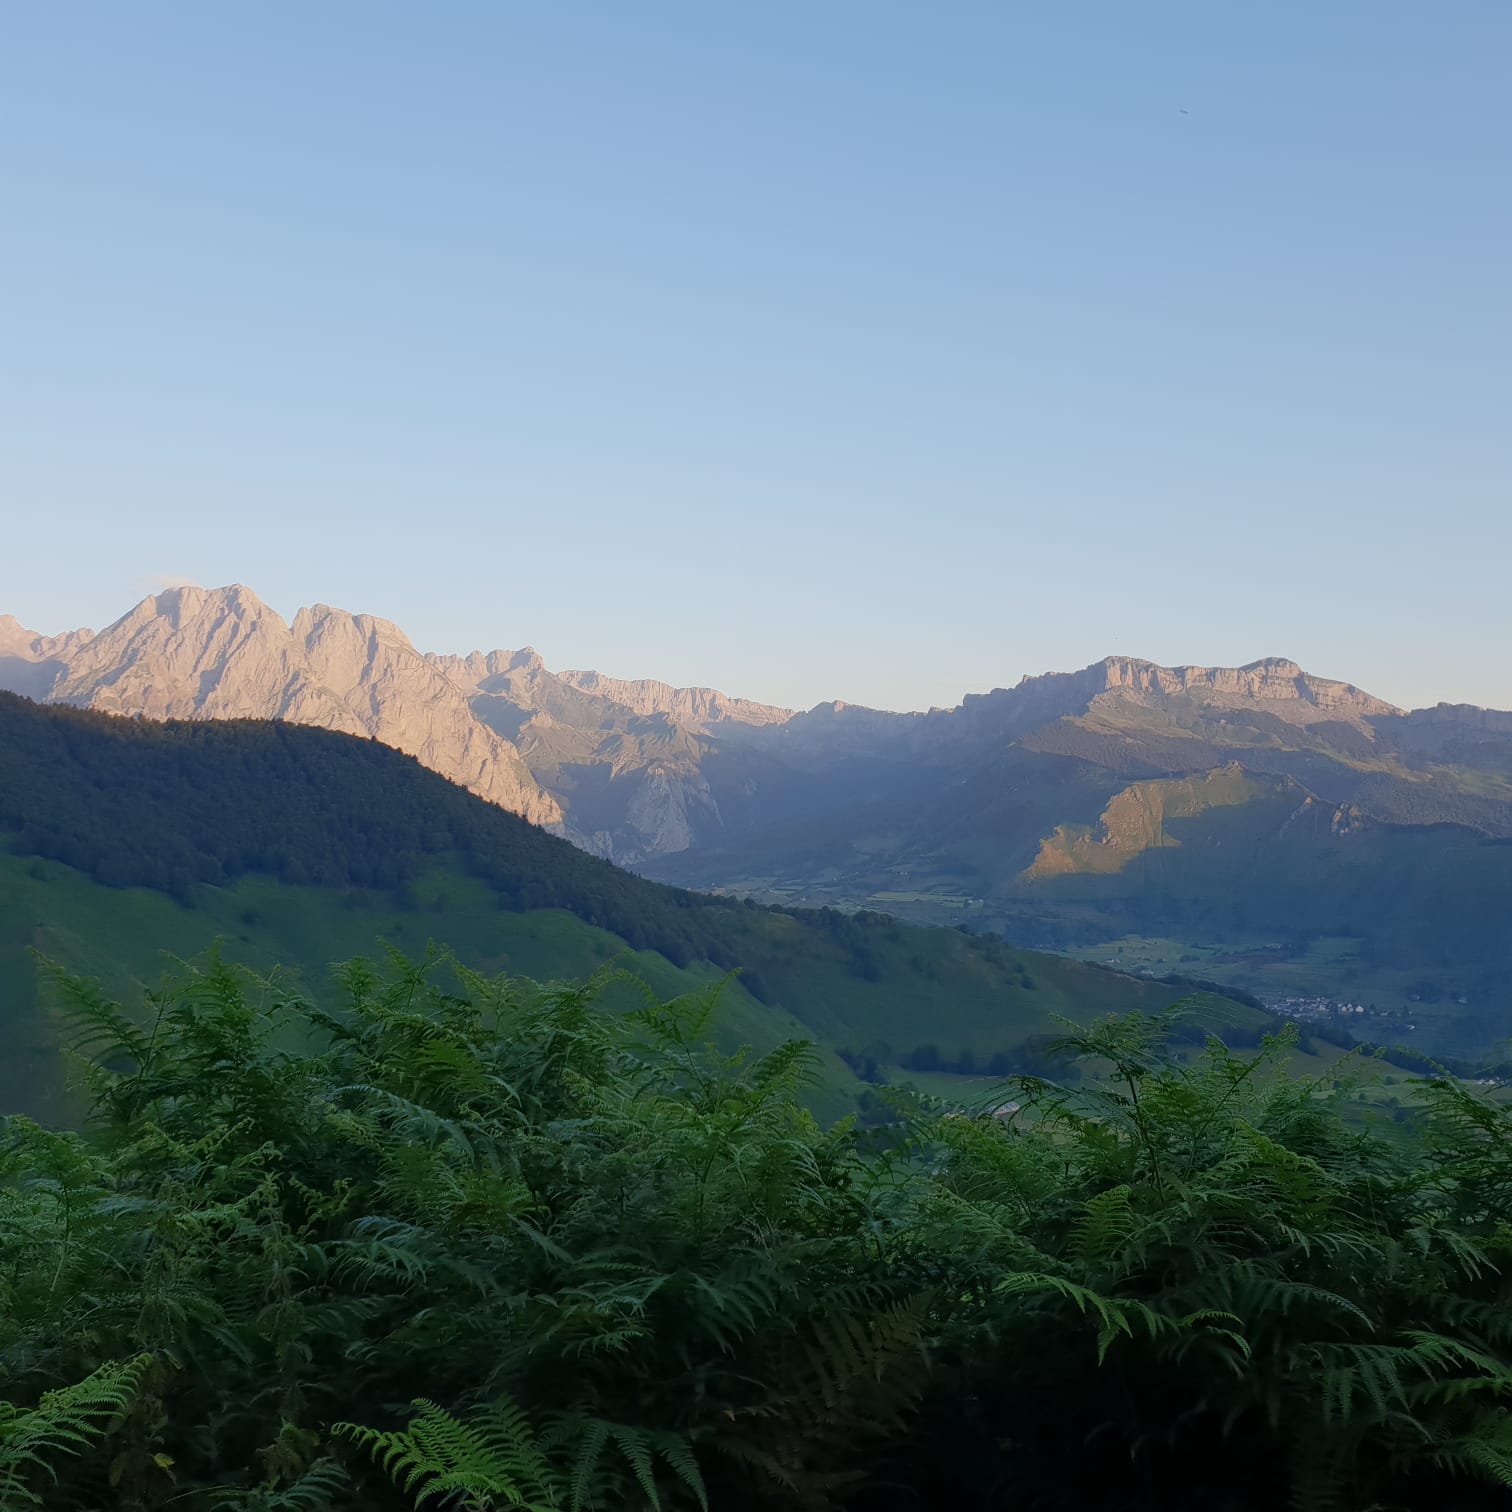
[650,697,1512,1056]
[0,854,856,1125]
[0,695,1263,1121]
[678,765,1512,1058]
[1031,699,1512,834]
[1025,765,1265,877]
[7,950,1512,1510]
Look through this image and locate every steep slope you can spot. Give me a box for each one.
[33,585,562,826]
[2,587,802,863]
[7,589,1512,1039]
[0,614,93,700]
[555,668,791,730]
[426,646,792,861]
[0,692,1241,1122]
[17,588,1511,862]
[647,663,1512,1048]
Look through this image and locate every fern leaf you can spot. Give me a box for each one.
[0,1356,151,1508]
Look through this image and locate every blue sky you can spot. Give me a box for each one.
[3,2,1508,712]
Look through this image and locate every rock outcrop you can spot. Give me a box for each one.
[0,614,94,700]
[555,670,790,731]
[0,587,801,860]
[40,586,562,827]
[1084,656,1400,723]
[425,647,788,861]
[8,586,1509,871]
[763,653,1406,762]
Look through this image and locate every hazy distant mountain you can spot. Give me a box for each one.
[647,655,1512,1051]
[424,645,795,860]
[7,584,1512,1041]
[0,614,95,700]
[553,668,792,730]
[1,691,1234,1122]
[687,656,1512,927]
[742,655,1402,767]
[711,651,1512,829]
[9,589,1512,864]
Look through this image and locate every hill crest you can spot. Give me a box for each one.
[4,586,1509,871]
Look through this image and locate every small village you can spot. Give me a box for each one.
[1271,995,1416,1033]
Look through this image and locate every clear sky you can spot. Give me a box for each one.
[3,2,1508,713]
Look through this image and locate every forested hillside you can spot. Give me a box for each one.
[0,694,1246,1120]
[655,732,1512,1053]
[13,592,1512,1045]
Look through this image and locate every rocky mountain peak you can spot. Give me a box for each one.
[0,615,96,700]
[293,602,419,661]
[556,669,792,731]
[10,583,1509,875]
[1077,655,1403,723]
[0,615,43,657]
[146,582,270,629]
[1,618,93,655]
[30,585,562,829]
[1238,656,1305,676]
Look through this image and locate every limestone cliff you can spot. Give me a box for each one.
[43,586,562,827]
[10,586,1509,873]
[764,653,1406,761]
[13,585,787,862]
[555,669,791,731]
[1083,656,1401,723]
[426,648,789,860]
[0,614,94,700]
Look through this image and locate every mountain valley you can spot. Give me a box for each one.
[6,585,1512,1054]
[0,690,1291,1124]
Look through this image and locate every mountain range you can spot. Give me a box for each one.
[1,586,794,857]
[6,584,1512,1050]
[0,690,1261,1124]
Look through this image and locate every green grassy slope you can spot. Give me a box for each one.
[0,694,1271,1122]
[999,777,1512,1042]
[0,853,862,1123]
[651,734,1512,1056]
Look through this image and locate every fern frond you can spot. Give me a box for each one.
[0,1355,151,1508]
[335,1397,560,1510]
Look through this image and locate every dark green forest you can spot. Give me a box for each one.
[0,692,742,965]
[0,693,1271,1125]
[0,691,1062,986]
[6,949,1512,1511]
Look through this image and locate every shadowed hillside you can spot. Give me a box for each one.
[0,693,1260,1121]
